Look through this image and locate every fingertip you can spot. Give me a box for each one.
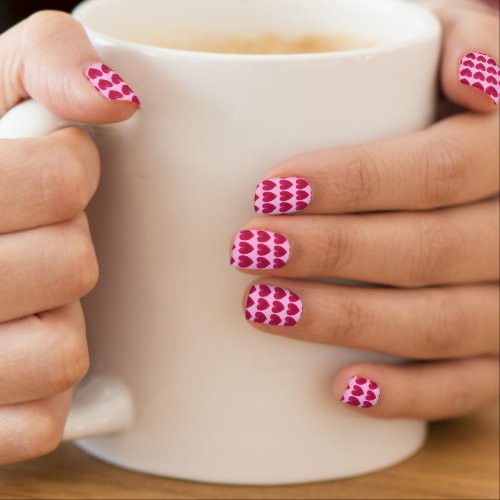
[67,61,141,124]
[441,58,499,113]
[436,5,500,112]
[78,97,140,125]
[334,366,383,412]
[455,51,499,111]
[458,91,498,113]
[84,62,141,107]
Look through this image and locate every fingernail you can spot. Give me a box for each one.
[254,177,312,215]
[230,230,291,270]
[340,376,381,408]
[245,284,303,327]
[85,63,141,106]
[459,52,499,104]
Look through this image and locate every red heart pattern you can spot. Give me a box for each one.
[459,52,499,104]
[85,63,141,106]
[341,376,380,408]
[231,230,291,270]
[245,284,303,327]
[254,177,312,215]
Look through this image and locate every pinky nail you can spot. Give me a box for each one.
[459,52,499,104]
[340,376,381,408]
[85,63,141,106]
[245,284,303,327]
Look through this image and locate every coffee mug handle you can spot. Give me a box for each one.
[63,373,133,441]
[0,99,134,440]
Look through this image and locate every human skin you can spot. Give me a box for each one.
[0,11,139,464]
[231,5,499,417]
[0,4,498,464]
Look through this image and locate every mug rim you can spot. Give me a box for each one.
[73,0,441,61]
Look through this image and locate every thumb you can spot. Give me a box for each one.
[0,10,141,123]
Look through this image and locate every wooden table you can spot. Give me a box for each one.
[0,402,498,499]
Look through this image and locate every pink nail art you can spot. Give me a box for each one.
[254,177,312,215]
[230,230,291,270]
[245,284,303,327]
[85,63,141,106]
[459,52,499,104]
[340,376,381,408]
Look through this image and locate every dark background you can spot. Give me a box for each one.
[1,0,499,34]
[0,0,79,32]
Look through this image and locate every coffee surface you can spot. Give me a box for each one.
[144,32,374,54]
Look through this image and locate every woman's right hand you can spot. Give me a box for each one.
[0,11,140,464]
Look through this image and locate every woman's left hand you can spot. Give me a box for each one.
[230,4,499,419]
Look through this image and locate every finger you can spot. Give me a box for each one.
[242,280,498,359]
[0,127,100,234]
[254,112,499,215]
[0,214,99,323]
[436,6,500,109]
[233,198,499,287]
[332,357,499,419]
[0,390,72,464]
[0,302,88,405]
[0,11,140,121]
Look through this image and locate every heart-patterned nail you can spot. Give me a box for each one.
[257,257,271,268]
[230,230,291,270]
[85,63,141,106]
[257,298,270,311]
[459,52,499,104]
[254,177,312,215]
[245,284,303,327]
[238,255,253,268]
[239,242,254,254]
[341,376,381,408]
[351,385,364,396]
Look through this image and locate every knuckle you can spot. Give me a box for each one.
[420,137,466,206]
[40,141,90,220]
[477,14,500,41]
[60,217,99,298]
[23,405,63,459]
[404,217,464,287]
[22,11,73,51]
[27,10,72,26]
[321,149,382,209]
[319,222,356,275]
[332,299,365,345]
[24,11,72,40]
[419,292,464,357]
[441,380,471,417]
[11,137,38,157]
[45,324,89,393]
[8,137,44,170]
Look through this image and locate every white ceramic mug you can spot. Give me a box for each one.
[0,0,441,485]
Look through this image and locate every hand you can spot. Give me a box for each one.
[0,11,140,464]
[231,5,499,418]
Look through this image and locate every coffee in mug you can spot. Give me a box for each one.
[138,32,375,54]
